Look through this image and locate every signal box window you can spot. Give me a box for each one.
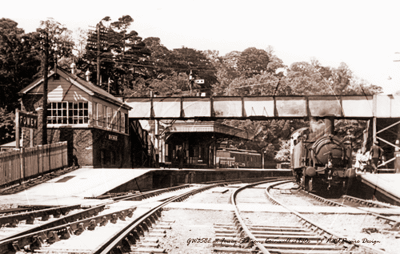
[47,102,88,124]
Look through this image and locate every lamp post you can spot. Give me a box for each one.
[273,68,287,96]
[262,150,267,169]
[188,70,194,96]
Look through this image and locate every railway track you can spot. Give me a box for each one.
[266,181,392,254]
[213,179,390,254]
[0,184,195,243]
[0,204,86,240]
[0,183,222,254]
[299,189,400,231]
[2,177,397,253]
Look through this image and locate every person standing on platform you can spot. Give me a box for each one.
[370,141,383,174]
[354,149,363,173]
[176,146,185,170]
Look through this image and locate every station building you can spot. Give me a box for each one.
[143,120,255,168]
[19,67,132,168]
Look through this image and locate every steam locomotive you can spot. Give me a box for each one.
[290,117,356,192]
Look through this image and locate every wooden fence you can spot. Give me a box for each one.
[0,141,68,186]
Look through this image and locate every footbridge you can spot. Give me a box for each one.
[125,94,399,120]
[125,94,400,170]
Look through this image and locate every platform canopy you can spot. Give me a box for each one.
[125,94,399,120]
[165,121,254,140]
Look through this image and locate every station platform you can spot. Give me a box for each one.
[0,168,151,207]
[0,167,291,208]
[357,172,400,206]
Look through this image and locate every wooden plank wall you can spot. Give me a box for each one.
[0,141,68,186]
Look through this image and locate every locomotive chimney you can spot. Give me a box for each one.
[324,116,335,135]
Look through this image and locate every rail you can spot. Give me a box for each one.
[230,180,278,254]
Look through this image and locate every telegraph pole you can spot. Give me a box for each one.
[97,23,101,86]
[42,30,49,145]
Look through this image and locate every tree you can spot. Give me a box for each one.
[223,72,292,96]
[0,18,40,110]
[83,15,150,95]
[74,28,88,59]
[169,47,217,94]
[0,108,15,144]
[124,72,190,97]
[237,47,270,78]
[141,37,173,80]
[210,51,240,96]
[36,18,74,69]
[0,18,41,144]
[275,139,290,162]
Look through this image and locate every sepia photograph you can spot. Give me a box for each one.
[1,1,400,253]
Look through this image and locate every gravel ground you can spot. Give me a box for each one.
[159,209,234,254]
[304,213,399,254]
[183,187,234,204]
[236,187,273,204]
[241,211,301,227]
[0,203,18,210]
[255,182,399,253]
[270,183,332,207]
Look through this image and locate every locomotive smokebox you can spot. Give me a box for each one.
[323,116,335,135]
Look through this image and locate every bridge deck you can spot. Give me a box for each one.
[125,94,399,119]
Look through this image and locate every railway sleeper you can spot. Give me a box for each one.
[150,229,166,234]
[251,228,309,233]
[251,231,315,236]
[26,235,43,252]
[215,229,236,234]
[146,232,166,238]
[249,225,303,229]
[113,238,133,254]
[152,225,171,230]
[252,234,323,240]
[5,219,19,227]
[215,233,238,238]
[130,247,166,253]
[137,242,160,248]
[128,220,173,254]
[140,237,160,243]
[262,243,343,250]
[213,247,255,253]
[213,241,255,249]
[264,249,346,254]
[26,215,35,224]
[46,230,60,244]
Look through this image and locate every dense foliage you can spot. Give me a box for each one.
[0,15,384,156]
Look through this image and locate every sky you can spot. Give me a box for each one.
[3,0,400,94]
